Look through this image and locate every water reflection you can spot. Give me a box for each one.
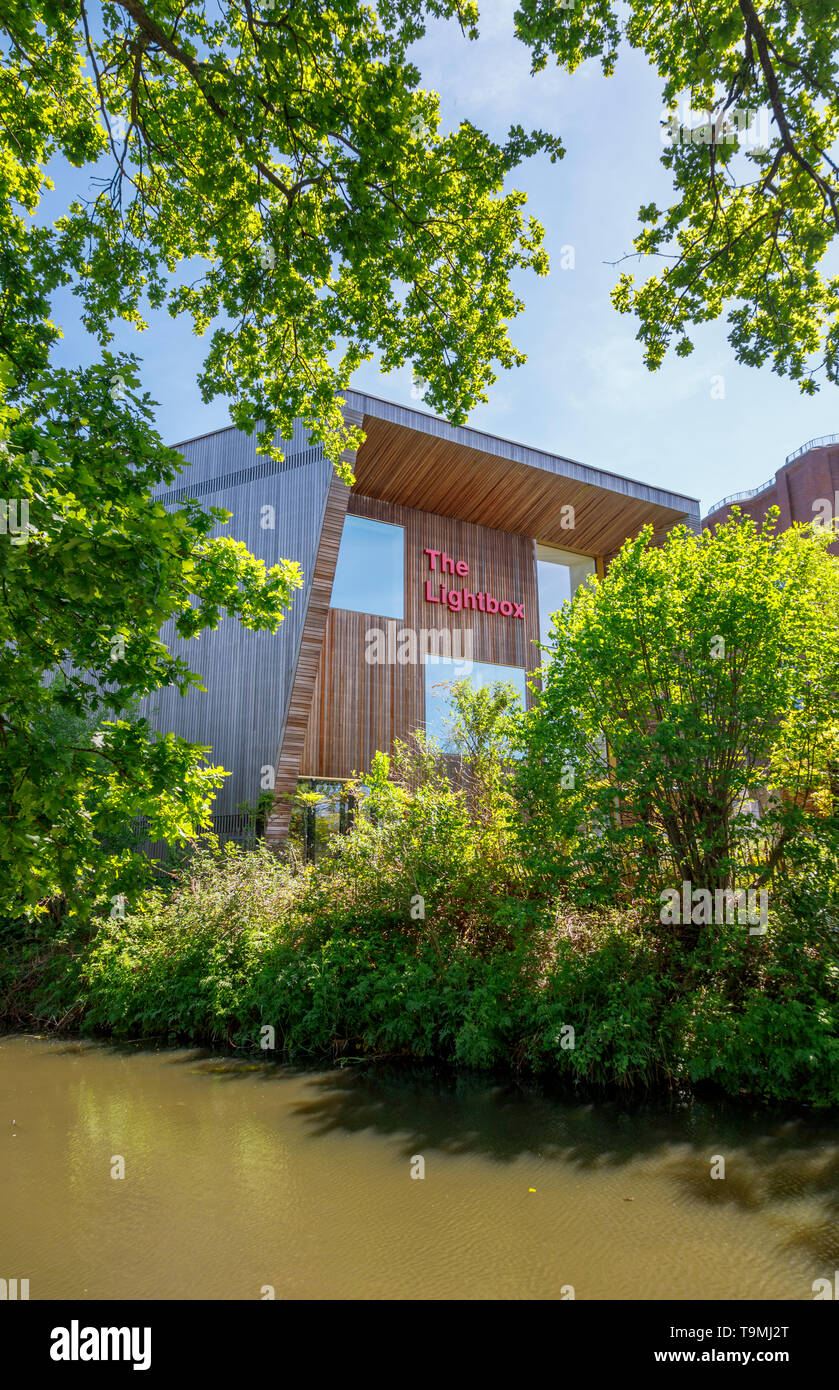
[1,1037,836,1299]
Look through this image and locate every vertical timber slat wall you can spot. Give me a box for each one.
[299,494,542,782]
[264,462,356,842]
[139,425,333,818]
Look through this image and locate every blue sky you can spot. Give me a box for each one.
[50,0,837,517]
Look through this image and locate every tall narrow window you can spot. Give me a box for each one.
[331,515,405,619]
[536,543,596,652]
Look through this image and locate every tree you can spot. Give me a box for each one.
[2,0,560,463]
[0,0,558,921]
[517,511,839,917]
[0,354,301,921]
[515,0,839,392]
[443,676,522,829]
[319,677,523,948]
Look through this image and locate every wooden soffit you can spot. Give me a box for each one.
[346,395,700,558]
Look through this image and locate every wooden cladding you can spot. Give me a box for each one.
[265,472,352,842]
[299,495,544,782]
[352,415,689,558]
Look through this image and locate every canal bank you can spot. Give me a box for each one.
[2,830,838,1109]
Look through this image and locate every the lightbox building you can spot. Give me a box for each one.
[142,393,700,844]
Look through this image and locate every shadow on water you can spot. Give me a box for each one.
[280,1062,839,1268]
[16,1035,839,1268]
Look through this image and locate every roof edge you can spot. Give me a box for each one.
[343,390,700,517]
[167,392,702,519]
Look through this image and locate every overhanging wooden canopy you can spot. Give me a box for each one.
[344,391,700,557]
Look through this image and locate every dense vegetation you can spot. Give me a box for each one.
[518,507,839,910]
[4,514,838,1107]
[3,750,837,1105]
[0,0,554,922]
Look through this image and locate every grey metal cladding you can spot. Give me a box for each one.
[158,415,318,491]
[140,425,332,817]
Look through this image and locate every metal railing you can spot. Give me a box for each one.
[706,478,775,514]
[785,432,839,465]
[132,813,259,860]
[706,432,838,517]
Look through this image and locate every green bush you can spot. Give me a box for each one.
[4,677,838,1107]
[60,837,837,1105]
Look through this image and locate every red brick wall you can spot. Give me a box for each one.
[703,444,839,556]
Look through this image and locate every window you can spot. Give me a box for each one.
[331,515,404,619]
[424,656,528,751]
[536,543,596,651]
[290,779,361,861]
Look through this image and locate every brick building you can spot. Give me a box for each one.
[703,433,839,555]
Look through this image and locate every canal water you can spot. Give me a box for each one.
[1,1035,836,1299]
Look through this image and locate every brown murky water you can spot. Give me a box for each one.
[1,1035,836,1299]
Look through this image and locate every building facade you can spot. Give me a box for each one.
[703,433,839,556]
[142,393,701,844]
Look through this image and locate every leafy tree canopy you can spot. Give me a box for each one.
[0,0,558,922]
[517,511,839,920]
[0,352,302,921]
[2,0,560,464]
[515,0,839,392]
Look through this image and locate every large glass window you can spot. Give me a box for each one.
[331,515,404,619]
[424,656,528,751]
[536,543,596,651]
